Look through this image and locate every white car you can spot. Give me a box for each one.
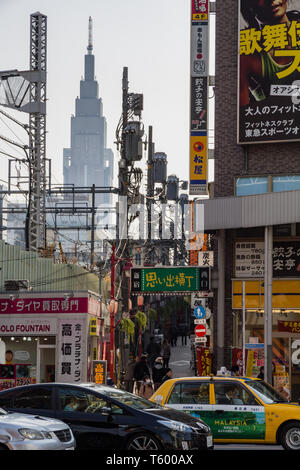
[0,407,75,450]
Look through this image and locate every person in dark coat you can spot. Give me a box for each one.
[152,357,167,391]
[161,368,173,384]
[170,325,178,347]
[133,355,150,393]
[146,336,161,368]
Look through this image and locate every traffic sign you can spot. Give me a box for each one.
[195,337,207,343]
[194,306,206,319]
[195,324,207,337]
[194,319,207,325]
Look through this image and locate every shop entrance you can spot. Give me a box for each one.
[37,338,56,383]
[273,333,300,401]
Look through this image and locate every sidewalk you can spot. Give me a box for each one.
[168,337,196,378]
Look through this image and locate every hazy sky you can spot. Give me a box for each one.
[0,0,215,192]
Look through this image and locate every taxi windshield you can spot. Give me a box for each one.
[247,380,289,404]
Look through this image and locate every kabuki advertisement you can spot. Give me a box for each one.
[238,0,300,144]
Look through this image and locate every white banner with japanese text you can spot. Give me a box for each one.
[238,0,300,144]
[57,319,85,384]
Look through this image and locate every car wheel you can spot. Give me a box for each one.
[125,433,161,451]
[280,422,300,450]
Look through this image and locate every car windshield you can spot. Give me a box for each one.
[247,380,289,404]
[97,387,163,410]
[0,408,7,415]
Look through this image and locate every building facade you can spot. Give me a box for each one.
[198,0,300,400]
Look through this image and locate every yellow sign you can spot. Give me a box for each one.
[89,317,97,336]
[190,134,208,194]
[93,360,107,385]
[192,13,208,21]
[232,280,300,309]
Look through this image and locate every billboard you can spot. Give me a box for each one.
[238,0,300,144]
[190,0,209,195]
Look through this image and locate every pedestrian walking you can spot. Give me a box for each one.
[162,339,171,369]
[138,375,154,400]
[152,357,167,391]
[133,354,150,394]
[146,336,161,368]
[181,324,188,346]
[124,353,136,393]
[170,325,178,347]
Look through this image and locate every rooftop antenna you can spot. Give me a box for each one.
[87,16,93,54]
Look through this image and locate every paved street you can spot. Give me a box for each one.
[168,337,196,378]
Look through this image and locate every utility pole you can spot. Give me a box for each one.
[114,66,144,374]
[110,244,116,380]
[147,126,154,244]
[90,184,96,266]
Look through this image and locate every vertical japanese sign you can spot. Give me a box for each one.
[190,0,209,195]
[92,360,107,385]
[238,0,300,144]
[196,346,211,376]
[57,319,84,384]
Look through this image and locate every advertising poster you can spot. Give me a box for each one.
[238,0,300,144]
[189,133,208,195]
[190,0,209,195]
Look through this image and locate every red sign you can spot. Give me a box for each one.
[192,0,209,21]
[195,324,207,337]
[278,320,300,334]
[196,346,211,376]
[0,297,89,315]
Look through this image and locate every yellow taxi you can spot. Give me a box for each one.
[150,376,300,450]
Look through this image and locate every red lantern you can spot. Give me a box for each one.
[137,295,144,307]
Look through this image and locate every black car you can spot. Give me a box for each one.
[0,382,214,451]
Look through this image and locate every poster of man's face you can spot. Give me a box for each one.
[238,0,300,144]
[5,350,13,364]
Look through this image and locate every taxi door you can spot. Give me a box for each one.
[211,380,266,441]
[163,380,215,427]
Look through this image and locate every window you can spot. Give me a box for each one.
[58,387,123,415]
[273,175,300,193]
[214,382,257,406]
[168,382,210,405]
[236,177,268,196]
[13,387,52,410]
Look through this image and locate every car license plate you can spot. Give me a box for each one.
[182,441,189,450]
[207,435,213,448]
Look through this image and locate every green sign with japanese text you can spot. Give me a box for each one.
[131,267,210,294]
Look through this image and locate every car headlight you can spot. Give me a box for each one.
[157,420,192,433]
[195,421,211,433]
[18,428,52,440]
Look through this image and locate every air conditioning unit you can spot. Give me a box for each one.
[4,280,31,292]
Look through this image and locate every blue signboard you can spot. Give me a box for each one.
[194,306,206,319]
